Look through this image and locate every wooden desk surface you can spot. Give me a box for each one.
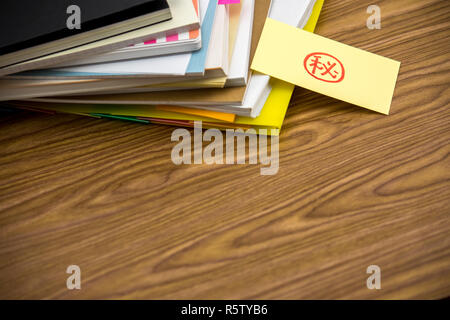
[0,0,449,299]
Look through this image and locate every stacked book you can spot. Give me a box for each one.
[0,0,324,134]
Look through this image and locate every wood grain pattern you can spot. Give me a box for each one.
[0,0,449,299]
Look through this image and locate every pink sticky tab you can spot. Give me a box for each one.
[144,39,157,45]
[218,0,240,4]
[166,34,179,42]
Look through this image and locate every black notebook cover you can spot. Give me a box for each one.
[0,0,170,55]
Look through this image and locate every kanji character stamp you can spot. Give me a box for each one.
[304,52,345,83]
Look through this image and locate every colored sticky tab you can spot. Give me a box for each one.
[218,0,240,4]
[251,18,401,115]
[156,105,236,122]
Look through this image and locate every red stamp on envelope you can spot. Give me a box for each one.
[304,52,345,83]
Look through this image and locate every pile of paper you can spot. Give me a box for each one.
[0,0,325,134]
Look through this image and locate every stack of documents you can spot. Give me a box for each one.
[0,0,325,135]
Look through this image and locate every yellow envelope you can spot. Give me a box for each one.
[251,18,401,114]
